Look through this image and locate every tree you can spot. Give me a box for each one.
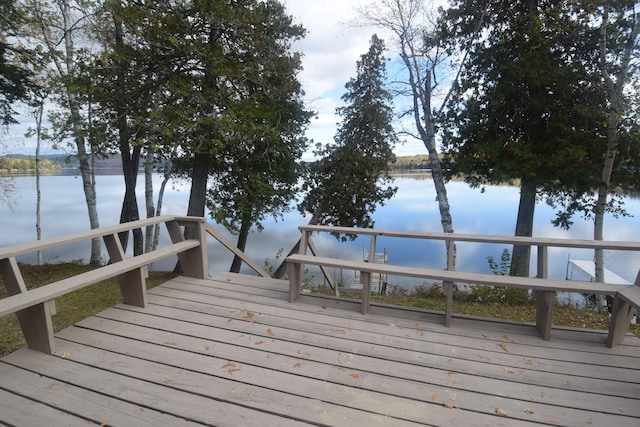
[441,0,607,278]
[0,0,33,126]
[273,34,398,278]
[359,0,471,269]
[593,1,639,286]
[204,0,312,274]
[26,0,102,263]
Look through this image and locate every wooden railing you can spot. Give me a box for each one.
[287,225,640,346]
[0,215,269,354]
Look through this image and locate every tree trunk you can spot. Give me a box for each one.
[185,152,211,235]
[230,212,252,273]
[118,146,142,255]
[34,103,43,265]
[152,156,173,251]
[510,177,537,278]
[144,149,155,253]
[59,0,101,263]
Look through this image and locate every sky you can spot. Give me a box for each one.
[2,0,429,159]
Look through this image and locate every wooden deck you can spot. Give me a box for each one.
[1,272,639,426]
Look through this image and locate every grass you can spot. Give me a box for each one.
[0,262,177,357]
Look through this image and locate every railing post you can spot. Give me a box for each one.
[443,239,455,327]
[103,233,147,307]
[360,235,377,314]
[167,218,207,279]
[1,257,55,354]
[534,245,554,340]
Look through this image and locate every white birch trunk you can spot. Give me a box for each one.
[594,2,639,311]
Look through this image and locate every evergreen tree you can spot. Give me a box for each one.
[273,34,398,279]
[440,0,609,277]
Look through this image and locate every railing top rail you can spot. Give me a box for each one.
[298,224,640,251]
[0,215,206,259]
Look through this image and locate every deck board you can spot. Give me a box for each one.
[2,273,639,426]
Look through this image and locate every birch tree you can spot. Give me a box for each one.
[358,0,473,269]
[594,1,639,289]
[26,0,101,263]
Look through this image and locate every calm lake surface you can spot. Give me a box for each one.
[2,172,639,292]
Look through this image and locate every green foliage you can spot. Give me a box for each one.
[0,0,35,125]
[299,34,398,241]
[440,0,639,225]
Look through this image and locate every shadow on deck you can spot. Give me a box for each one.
[1,272,639,426]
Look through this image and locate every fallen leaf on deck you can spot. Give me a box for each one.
[443,403,455,409]
[225,368,241,375]
[60,352,70,359]
[266,328,275,336]
[503,334,512,341]
[205,346,210,351]
[321,305,327,310]
[100,420,109,426]
[221,362,236,369]
[50,382,61,387]
[497,343,509,352]
[519,370,526,375]
[254,341,264,345]
[548,419,560,425]
[347,327,353,333]
[227,319,233,323]
[164,342,177,346]
[443,371,456,377]
[297,349,311,357]
[523,408,535,414]
[349,373,360,379]
[431,393,438,401]
[389,322,396,327]
[495,408,508,416]
[293,363,301,368]
[525,359,533,366]
[502,367,514,374]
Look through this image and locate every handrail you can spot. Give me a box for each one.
[299,224,640,251]
[0,215,269,355]
[203,223,270,278]
[298,224,640,283]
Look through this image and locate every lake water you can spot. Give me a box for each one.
[1,172,639,294]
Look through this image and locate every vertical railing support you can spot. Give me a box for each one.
[360,235,377,314]
[443,239,456,327]
[103,233,147,307]
[0,257,55,354]
[534,245,554,340]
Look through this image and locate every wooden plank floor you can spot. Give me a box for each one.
[1,272,639,426]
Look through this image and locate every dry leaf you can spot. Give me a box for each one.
[139,408,145,412]
[519,370,526,375]
[523,408,535,414]
[101,420,109,427]
[389,322,396,327]
[164,342,177,346]
[60,352,70,359]
[350,373,360,379]
[221,362,236,369]
[205,346,210,351]
[225,368,241,375]
[495,408,508,416]
[502,367,514,374]
[497,343,509,352]
[443,371,455,377]
[254,341,264,345]
[50,382,61,387]
[503,334,511,341]
[525,359,533,366]
[548,420,560,425]
[293,363,301,368]
[227,319,233,323]
[431,393,438,401]
[266,328,275,336]
[347,327,353,332]
[443,403,455,409]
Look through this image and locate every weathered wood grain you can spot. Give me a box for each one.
[1,273,639,427]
